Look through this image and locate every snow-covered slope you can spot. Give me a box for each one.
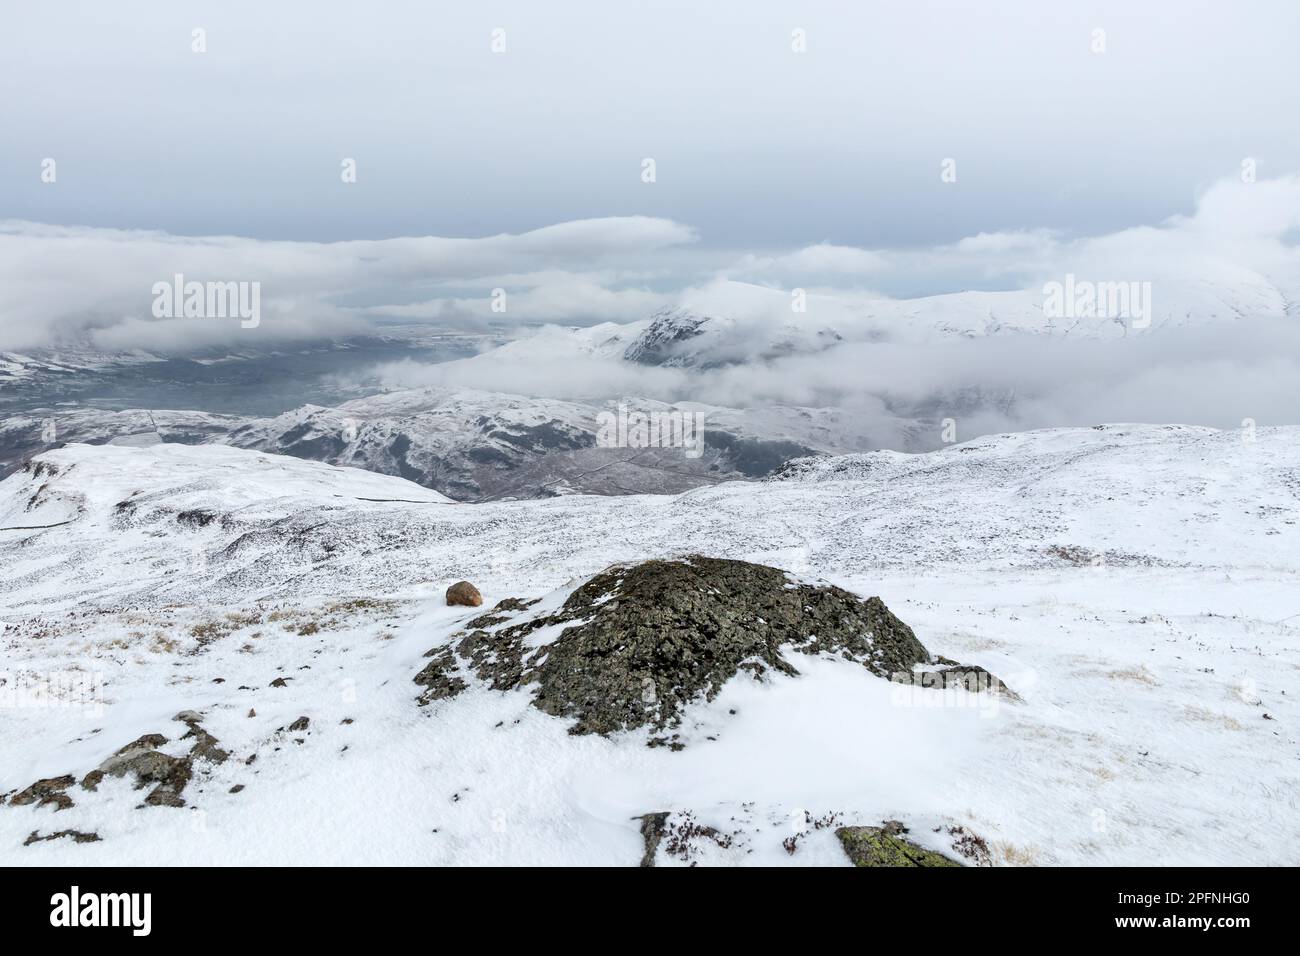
[1,425,1297,865]
[8,388,845,500]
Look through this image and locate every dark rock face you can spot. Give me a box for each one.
[622,308,712,367]
[486,421,594,454]
[414,647,469,705]
[836,822,961,867]
[175,508,219,529]
[417,556,933,740]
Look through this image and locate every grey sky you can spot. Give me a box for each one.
[3,0,1298,248]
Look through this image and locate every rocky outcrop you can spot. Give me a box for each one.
[10,712,228,814]
[415,556,1006,743]
[523,558,929,735]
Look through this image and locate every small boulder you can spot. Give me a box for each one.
[446,581,483,607]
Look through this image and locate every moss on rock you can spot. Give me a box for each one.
[836,823,961,867]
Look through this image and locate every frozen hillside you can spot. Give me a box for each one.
[7,388,856,500]
[1,425,1297,865]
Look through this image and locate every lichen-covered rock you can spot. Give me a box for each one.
[532,558,932,734]
[836,823,961,867]
[464,597,539,630]
[426,556,932,738]
[446,580,483,607]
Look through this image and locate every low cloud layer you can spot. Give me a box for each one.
[0,215,698,352]
[4,173,1300,437]
[3,173,1298,354]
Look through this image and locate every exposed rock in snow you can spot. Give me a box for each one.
[9,775,77,812]
[421,557,960,743]
[836,822,960,867]
[12,712,228,814]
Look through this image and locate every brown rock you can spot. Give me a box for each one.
[446,581,483,607]
[10,775,77,811]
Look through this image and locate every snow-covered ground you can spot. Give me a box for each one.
[1,424,1297,865]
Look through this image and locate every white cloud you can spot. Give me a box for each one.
[3,173,1300,358]
[0,216,697,352]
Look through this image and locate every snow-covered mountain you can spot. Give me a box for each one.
[621,307,844,368]
[512,273,1294,369]
[575,275,1296,370]
[4,388,862,500]
[2,424,1296,864]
